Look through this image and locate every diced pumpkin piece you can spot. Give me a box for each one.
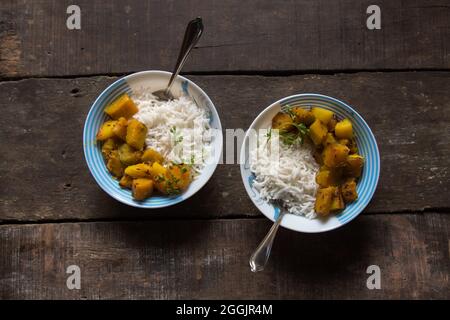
[316,166,342,187]
[338,138,350,147]
[316,169,333,187]
[330,188,345,211]
[106,151,124,178]
[327,117,337,132]
[101,138,117,160]
[167,164,191,192]
[158,165,190,195]
[118,143,142,166]
[315,187,335,216]
[132,178,154,200]
[272,112,294,132]
[124,163,153,178]
[151,162,169,194]
[335,118,353,139]
[126,119,148,150]
[311,107,334,124]
[291,107,315,125]
[96,120,117,141]
[309,119,328,145]
[150,162,167,179]
[323,133,337,146]
[152,178,166,195]
[345,154,364,178]
[150,163,191,195]
[142,148,164,164]
[323,143,350,168]
[113,117,128,141]
[104,93,138,120]
[342,179,358,203]
[119,175,133,189]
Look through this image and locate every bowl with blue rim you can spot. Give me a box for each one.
[240,93,380,233]
[83,70,223,208]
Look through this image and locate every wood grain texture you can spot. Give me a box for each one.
[0,214,448,299]
[1,0,449,78]
[1,72,450,222]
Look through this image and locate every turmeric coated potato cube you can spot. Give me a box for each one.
[311,107,334,124]
[272,112,294,132]
[132,178,154,200]
[291,107,315,125]
[345,154,364,178]
[342,179,358,203]
[126,119,148,150]
[335,118,353,139]
[315,187,335,216]
[119,175,133,189]
[113,117,128,141]
[323,133,337,147]
[118,143,142,166]
[124,163,153,178]
[316,169,334,187]
[106,151,124,178]
[96,120,117,141]
[104,93,139,120]
[316,166,342,187]
[330,188,345,211]
[309,119,328,145]
[151,162,168,193]
[101,138,117,160]
[338,138,350,147]
[150,162,167,178]
[150,163,190,195]
[167,164,192,192]
[323,143,350,168]
[142,148,164,164]
[327,117,337,132]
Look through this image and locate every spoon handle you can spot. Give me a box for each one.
[249,211,285,272]
[166,17,204,93]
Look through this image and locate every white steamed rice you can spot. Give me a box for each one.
[132,90,211,175]
[250,134,319,219]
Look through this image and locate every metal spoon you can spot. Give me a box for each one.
[153,17,204,101]
[249,210,286,272]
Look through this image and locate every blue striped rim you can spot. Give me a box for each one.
[279,94,380,225]
[83,78,187,208]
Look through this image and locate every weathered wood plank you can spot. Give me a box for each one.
[1,73,449,221]
[1,72,450,221]
[1,0,449,78]
[0,214,448,299]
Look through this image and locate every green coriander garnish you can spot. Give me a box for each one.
[265,128,272,142]
[280,122,309,146]
[170,126,184,146]
[281,104,295,119]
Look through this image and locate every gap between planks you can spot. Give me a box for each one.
[1,68,450,83]
[0,210,448,227]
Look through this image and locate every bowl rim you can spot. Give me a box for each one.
[83,70,223,209]
[240,93,380,233]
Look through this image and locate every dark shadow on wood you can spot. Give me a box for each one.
[271,216,372,285]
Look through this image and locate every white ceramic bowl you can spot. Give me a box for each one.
[84,71,223,208]
[240,94,380,233]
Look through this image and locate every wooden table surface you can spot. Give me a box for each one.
[0,0,449,299]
